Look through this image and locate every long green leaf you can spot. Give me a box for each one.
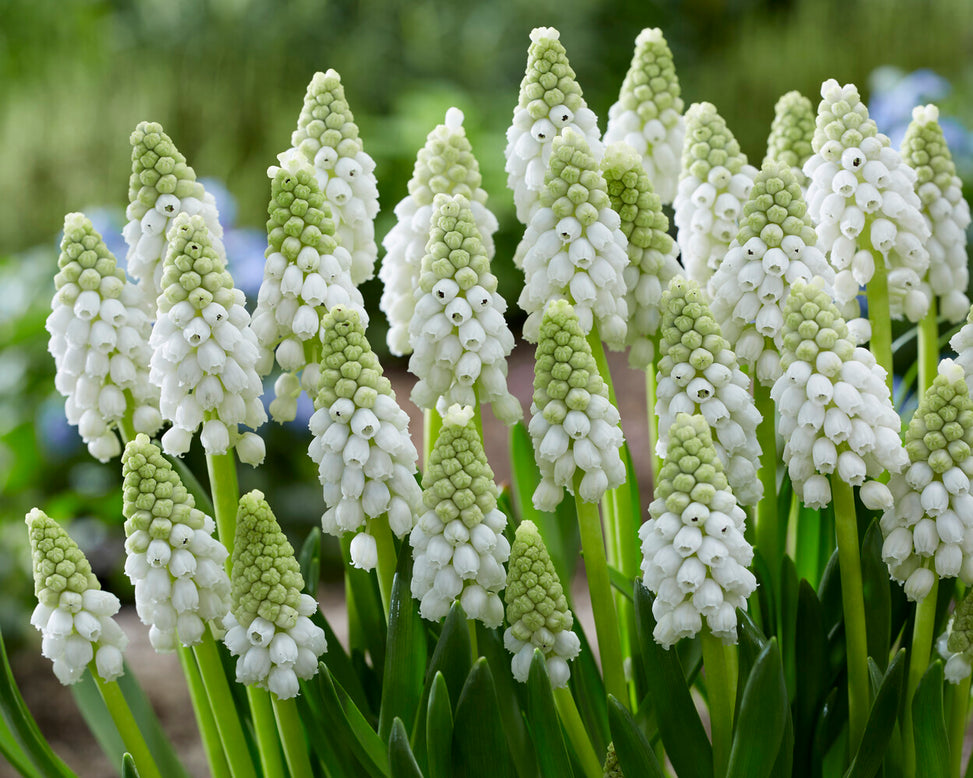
[607,696,666,778]
[452,659,516,778]
[845,649,906,778]
[341,534,387,671]
[122,753,140,778]
[793,580,829,778]
[569,619,610,760]
[0,712,41,778]
[779,555,799,697]
[727,639,789,778]
[426,673,453,778]
[527,651,574,778]
[735,608,768,714]
[388,718,423,778]
[913,661,950,778]
[312,664,389,777]
[298,527,322,597]
[860,520,891,671]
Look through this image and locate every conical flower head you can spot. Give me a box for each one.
[603,28,684,205]
[381,108,499,356]
[764,91,815,188]
[639,413,756,648]
[122,434,231,651]
[506,27,603,238]
[673,102,757,287]
[519,128,629,349]
[601,142,681,368]
[772,277,908,509]
[709,161,833,386]
[149,213,267,463]
[281,69,379,286]
[901,104,971,323]
[950,305,973,379]
[408,193,520,425]
[252,162,366,422]
[503,519,580,688]
[223,491,326,699]
[944,588,973,682]
[529,299,625,510]
[804,79,931,321]
[880,359,973,602]
[308,306,421,566]
[47,213,162,461]
[124,121,224,309]
[603,743,623,778]
[655,277,763,505]
[26,509,127,685]
[410,405,509,627]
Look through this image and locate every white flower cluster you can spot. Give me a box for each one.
[951,307,973,379]
[519,128,629,349]
[640,413,756,648]
[603,28,684,205]
[673,102,757,288]
[308,306,422,569]
[408,193,521,425]
[773,278,908,509]
[529,299,625,510]
[27,509,127,685]
[804,79,931,321]
[47,213,162,462]
[122,435,231,651]
[410,405,509,627]
[149,213,266,463]
[655,277,763,506]
[279,69,379,286]
[124,121,224,310]
[506,26,602,258]
[764,91,815,190]
[901,104,971,323]
[709,161,834,386]
[381,107,499,356]
[880,359,973,602]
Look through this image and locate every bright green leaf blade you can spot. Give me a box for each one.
[122,753,140,778]
[0,711,42,778]
[452,658,517,778]
[735,608,768,714]
[607,565,635,603]
[71,672,126,773]
[298,527,322,598]
[426,673,453,778]
[913,661,950,778]
[526,651,574,778]
[569,618,609,759]
[607,695,666,778]
[388,718,423,778]
[861,520,891,671]
[727,639,789,778]
[779,555,799,697]
[793,579,829,778]
[845,649,906,778]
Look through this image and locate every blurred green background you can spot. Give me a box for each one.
[1,0,972,638]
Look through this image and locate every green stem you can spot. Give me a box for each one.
[903,578,940,777]
[246,687,285,778]
[118,395,137,445]
[177,646,230,778]
[918,295,939,396]
[423,408,442,471]
[948,673,971,778]
[272,696,314,778]
[701,630,737,778]
[367,514,397,621]
[865,244,894,394]
[646,363,662,485]
[754,380,779,587]
[553,685,603,778]
[88,666,163,778]
[206,451,240,561]
[830,475,869,755]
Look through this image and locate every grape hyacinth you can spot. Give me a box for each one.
[408,193,520,425]
[47,213,162,462]
[764,91,816,189]
[251,163,366,422]
[673,102,757,288]
[410,404,509,627]
[603,28,684,205]
[277,69,379,286]
[804,79,931,321]
[381,108,499,356]
[26,508,127,685]
[308,306,421,569]
[880,359,973,601]
[951,306,973,379]
[709,161,834,386]
[503,519,580,687]
[601,142,681,369]
[655,277,763,506]
[901,104,971,323]
[223,491,327,699]
[518,129,629,349]
[149,213,266,463]
[122,434,231,651]
[123,121,223,309]
[943,589,973,682]
[529,299,625,510]
[772,277,908,509]
[639,413,757,648]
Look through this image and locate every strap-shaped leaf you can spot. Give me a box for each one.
[779,555,799,696]
[845,649,906,778]
[388,718,423,778]
[727,639,789,778]
[0,707,42,778]
[860,520,891,671]
[735,608,768,714]
[793,580,829,778]
[913,661,950,778]
[571,615,610,759]
[607,696,666,778]
[341,534,387,672]
[426,673,453,778]
[527,651,574,778]
[452,658,516,778]
[298,527,322,598]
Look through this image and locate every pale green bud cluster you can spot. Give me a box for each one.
[944,589,973,682]
[764,91,815,188]
[603,743,623,777]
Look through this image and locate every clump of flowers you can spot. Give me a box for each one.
[639,413,756,648]
[764,91,815,189]
[603,28,684,205]
[223,491,327,700]
[47,213,162,461]
[410,404,509,627]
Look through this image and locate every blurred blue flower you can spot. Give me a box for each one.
[84,207,128,266]
[225,227,267,301]
[869,67,951,143]
[200,177,237,229]
[37,396,82,459]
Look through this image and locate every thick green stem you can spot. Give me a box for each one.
[754,380,779,586]
[830,475,869,755]
[272,696,313,778]
[177,646,230,778]
[918,295,939,396]
[553,685,603,778]
[701,630,737,778]
[645,365,662,484]
[948,673,971,778]
[206,451,240,561]
[865,246,894,394]
[89,667,163,778]
[246,687,284,778]
[367,514,397,620]
[903,578,940,777]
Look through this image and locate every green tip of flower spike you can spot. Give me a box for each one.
[159,213,235,313]
[504,519,573,643]
[122,434,202,535]
[658,277,728,369]
[903,360,973,469]
[26,508,100,609]
[230,490,306,630]
[811,80,878,155]
[423,404,498,519]
[764,90,815,175]
[534,300,606,417]
[735,160,816,248]
[682,102,747,180]
[55,213,126,303]
[128,121,203,216]
[292,69,362,160]
[420,193,492,290]
[603,742,624,777]
[901,104,959,189]
[315,306,391,409]
[267,165,336,260]
[656,413,728,508]
[601,143,672,252]
[410,109,485,207]
[948,588,973,655]
[543,129,611,217]
[518,27,585,120]
[779,279,853,370]
[617,28,682,121]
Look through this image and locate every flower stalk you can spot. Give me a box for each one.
[89,667,163,778]
[700,629,736,778]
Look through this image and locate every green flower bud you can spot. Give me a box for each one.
[764,91,815,187]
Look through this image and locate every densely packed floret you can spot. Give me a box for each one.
[943,589,973,682]
[764,91,815,189]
